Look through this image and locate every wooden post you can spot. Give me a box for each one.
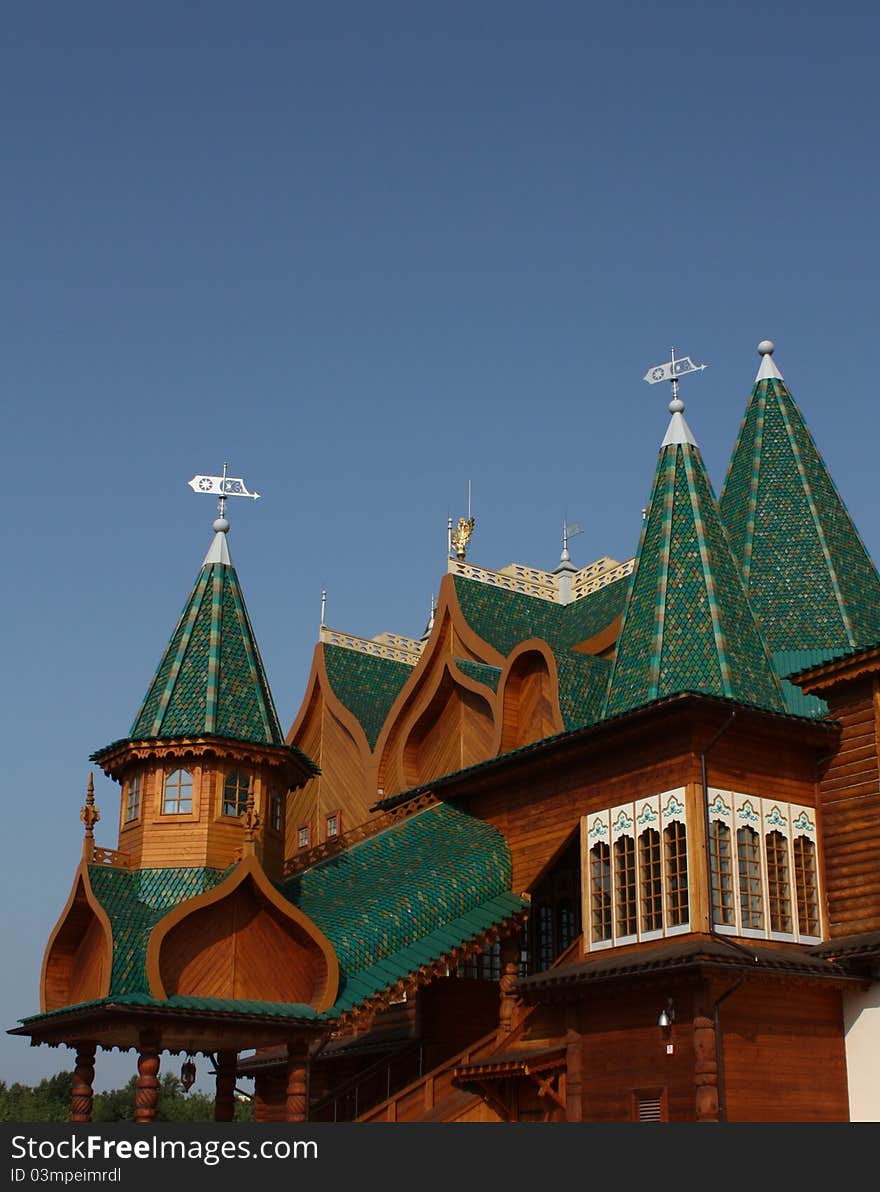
[214,1049,237,1122]
[285,1045,308,1122]
[134,1032,161,1123]
[497,935,520,1040]
[70,1041,96,1122]
[693,991,719,1122]
[564,1028,583,1123]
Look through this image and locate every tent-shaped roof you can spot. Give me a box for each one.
[127,527,285,747]
[720,344,880,654]
[605,400,786,717]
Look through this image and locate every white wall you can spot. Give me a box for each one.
[843,981,880,1122]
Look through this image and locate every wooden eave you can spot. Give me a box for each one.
[515,936,866,1002]
[371,691,839,813]
[91,734,318,788]
[792,643,880,696]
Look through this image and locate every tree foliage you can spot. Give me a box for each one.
[0,1070,254,1122]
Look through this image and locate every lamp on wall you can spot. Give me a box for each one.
[658,999,675,1054]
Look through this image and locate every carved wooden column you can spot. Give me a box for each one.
[285,1045,308,1122]
[214,1050,237,1122]
[134,1032,161,1123]
[497,935,520,1040]
[564,1027,583,1123]
[70,1041,96,1122]
[693,991,719,1122]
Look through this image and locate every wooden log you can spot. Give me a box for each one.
[285,1046,308,1122]
[214,1049,237,1122]
[70,1042,96,1123]
[134,1033,161,1123]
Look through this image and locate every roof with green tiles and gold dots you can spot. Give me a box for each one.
[605,402,786,718]
[322,644,413,750]
[126,533,286,747]
[720,349,880,654]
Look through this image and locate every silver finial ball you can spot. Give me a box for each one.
[213,517,230,533]
[669,397,684,414]
[757,340,775,356]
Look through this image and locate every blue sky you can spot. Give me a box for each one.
[3,2,880,1090]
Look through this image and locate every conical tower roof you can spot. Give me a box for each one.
[128,523,285,746]
[605,396,786,718]
[720,342,880,653]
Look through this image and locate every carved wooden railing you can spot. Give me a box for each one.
[282,792,437,879]
[571,557,634,601]
[91,846,133,869]
[319,626,422,665]
[447,558,558,602]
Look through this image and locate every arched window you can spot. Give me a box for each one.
[589,841,612,944]
[664,821,688,927]
[223,771,250,818]
[709,820,734,926]
[766,830,792,933]
[736,825,763,930]
[557,899,576,954]
[793,836,819,936]
[614,835,637,937]
[638,829,663,933]
[536,902,555,971]
[163,769,193,815]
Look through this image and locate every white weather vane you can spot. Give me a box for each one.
[187,463,260,520]
[643,347,707,403]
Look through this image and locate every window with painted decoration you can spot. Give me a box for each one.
[582,791,689,951]
[707,793,822,943]
[162,768,193,815]
[124,774,141,823]
[222,771,250,818]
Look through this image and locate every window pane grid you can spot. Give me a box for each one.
[638,829,663,933]
[590,843,612,943]
[766,830,792,933]
[162,769,193,815]
[223,771,249,818]
[737,826,764,930]
[793,837,820,936]
[124,775,141,823]
[709,820,734,925]
[614,835,637,937]
[664,821,689,927]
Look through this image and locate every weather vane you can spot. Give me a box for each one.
[448,480,475,561]
[187,463,260,523]
[643,347,707,411]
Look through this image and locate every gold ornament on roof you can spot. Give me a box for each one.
[451,516,475,561]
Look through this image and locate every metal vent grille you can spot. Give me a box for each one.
[638,1095,662,1122]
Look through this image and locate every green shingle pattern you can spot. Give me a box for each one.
[19,993,319,1027]
[322,645,413,750]
[87,866,225,995]
[129,561,284,746]
[452,573,629,657]
[283,801,522,1011]
[555,652,612,730]
[720,377,880,653]
[76,803,522,1022]
[454,658,501,692]
[606,439,786,717]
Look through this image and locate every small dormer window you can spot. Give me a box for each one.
[124,775,142,823]
[298,825,310,850]
[163,768,193,814]
[223,771,250,818]
[326,812,340,839]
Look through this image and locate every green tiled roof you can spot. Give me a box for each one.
[555,652,611,730]
[18,992,320,1027]
[322,645,413,750]
[720,376,880,653]
[283,801,523,1012]
[88,866,225,995]
[74,803,523,1023]
[452,573,629,657]
[606,433,786,717]
[129,559,285,746]
[454,658,501,692]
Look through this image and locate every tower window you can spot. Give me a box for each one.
[793,836,819,937]
[736,825,764,930]
[766,830,792,934]
[270,791,283,832]
[664,821,689,927]
[124,775,141,823]
[709,820,734,926]
[162,769,193,815]
[638,828,663,933]
[222,771,250,818]
[614,834,637,937]
[589,842,612,943]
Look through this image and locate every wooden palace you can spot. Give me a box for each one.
[11,341,880,1123]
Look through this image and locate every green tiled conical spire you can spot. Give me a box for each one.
[129,524,285,746]
[605,397,786,717]
[720,342,880,653]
